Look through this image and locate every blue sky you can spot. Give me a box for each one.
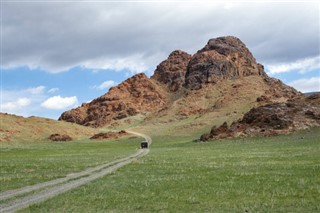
[2,66,135,118]
[1,1,319,119]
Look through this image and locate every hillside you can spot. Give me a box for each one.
[59,73,169,127]
[200,94,320,141]
[0,113,97,143]
[59,36,303,136]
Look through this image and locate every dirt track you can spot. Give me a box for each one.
[0,131,151,213]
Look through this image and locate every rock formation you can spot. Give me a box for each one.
[49,134,73,142]
[59,36,302,129]
[59,73,168,127]
[200,94,320,141]
[185,36,266,90]
[151,50,192,92]
[90,130,128,140]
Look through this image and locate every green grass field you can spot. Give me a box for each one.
[14,127,320,212]
[0,137,141,192]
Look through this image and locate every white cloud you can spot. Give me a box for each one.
[1,87,78,118]
[82,55,149,74]
[288,77,320,93]
[1,88,46,117]
[2,2,318,73]
[17,98,31,106]
[41,96,78,110]
[48,88,59,93]
[1,98,31,112]
[27,86,46,94]
[93,80,117,90]
[266,56,320,75]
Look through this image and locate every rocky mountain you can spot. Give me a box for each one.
[59,36,302,131]
[200,94,320,141]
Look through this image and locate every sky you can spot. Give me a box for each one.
[1,1,320,119]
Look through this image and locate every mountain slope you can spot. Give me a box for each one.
[59,73,169,127]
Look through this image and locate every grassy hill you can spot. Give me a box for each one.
[0,113,97,143]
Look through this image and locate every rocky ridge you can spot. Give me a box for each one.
[59,73,168,127]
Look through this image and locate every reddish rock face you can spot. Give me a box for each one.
[185,36,266,89]
[58,103,89,125]
[151,50,192,92]
[59,73,167,127]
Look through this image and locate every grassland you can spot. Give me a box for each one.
[0,137,142,192]
[17,127,320,212]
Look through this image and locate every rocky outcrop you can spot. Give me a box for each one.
[49,134,72,142]
[263,77,301,99]
[185,36,266,90]
[59,73,168,127]
[200,94,320,141]
[58,103,89,125]
[90,130,127,140]
[151,50,192,92]
[152,36,270,91]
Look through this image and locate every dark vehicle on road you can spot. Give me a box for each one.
[141,142,148,149]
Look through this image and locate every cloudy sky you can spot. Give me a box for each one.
[1,1,319,119]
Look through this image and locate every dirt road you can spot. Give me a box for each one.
[0,131,151,213]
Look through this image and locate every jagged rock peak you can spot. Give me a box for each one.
[168,50,190,57]
[151,50,192,92]
[201,36,251,55]
[185,36,267,90]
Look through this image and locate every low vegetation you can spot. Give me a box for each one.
[0,137,141,192]
[0,113,97,142]
[18,127,320,212]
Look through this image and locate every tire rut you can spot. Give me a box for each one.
[0,150,143,201]
[0,131,151,213]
